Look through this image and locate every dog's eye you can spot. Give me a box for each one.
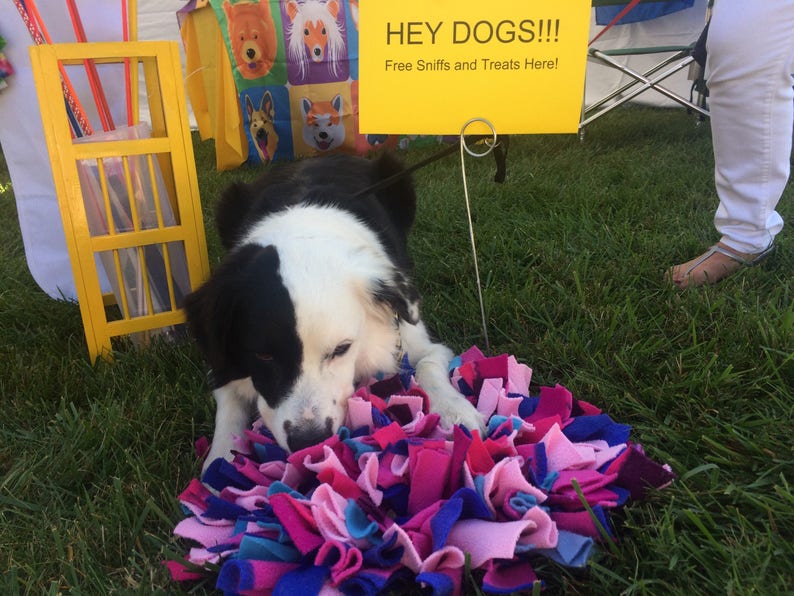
[304,28,310,36]
[255,353,274,362]
[321,27,326,35]
[327,342,352,360]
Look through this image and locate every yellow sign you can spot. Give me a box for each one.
[359,0,592,136]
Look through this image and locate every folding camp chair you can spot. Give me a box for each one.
[580,0,710,138]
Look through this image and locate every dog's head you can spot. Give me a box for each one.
[286,0,340,63]
[246,92,278,162]
[301,94,345,151]
[224,0,277,79]
[184,208,418,452]
[285,0,345,79]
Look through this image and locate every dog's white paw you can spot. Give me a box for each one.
[428,388,486,435]
[201,439,236,475]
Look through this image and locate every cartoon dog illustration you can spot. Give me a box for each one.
[224,0,278,80]
[301,94,345,152]
[285,0,345,80]
[245,91,278,163]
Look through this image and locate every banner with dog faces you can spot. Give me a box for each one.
[359,0,592,135]
[209,0,407,166]
[205,0,591,165]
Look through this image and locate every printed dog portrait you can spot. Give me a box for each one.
[301,93,345,152]
[246,91,279,163]
[224,0,278,80]
[285,0,346,81]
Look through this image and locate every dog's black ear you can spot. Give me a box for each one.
[372,272,420,325]
[215,181,260,249]
[183,277,233,381]
[184,244,281,381]
[183,264,243,380]
[371,152,417,239]
[216,163,308,250]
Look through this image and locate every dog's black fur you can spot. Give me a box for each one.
[215,153,417,264]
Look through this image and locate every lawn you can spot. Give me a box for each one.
[1,107,792,594]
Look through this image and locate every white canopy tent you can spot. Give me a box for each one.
[0,0,708,300]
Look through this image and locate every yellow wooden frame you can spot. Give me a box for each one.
[29,41,209,362]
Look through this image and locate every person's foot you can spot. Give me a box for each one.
[667,242,774,288]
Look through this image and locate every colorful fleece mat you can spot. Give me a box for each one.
[168,346,675,594]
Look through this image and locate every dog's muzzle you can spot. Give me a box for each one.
[284,417,333,452]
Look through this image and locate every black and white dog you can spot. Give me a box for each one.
[185,153,483,469]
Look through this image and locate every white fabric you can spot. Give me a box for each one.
[707,0,794,254]
[0,0,186,300]
[0,1,707,300]
[584,1,708,109]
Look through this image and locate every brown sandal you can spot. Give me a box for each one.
[668,242,774,288]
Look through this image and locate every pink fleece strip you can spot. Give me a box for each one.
[173,516,235,548]
[356,451,384,506]
[316,540,364,586]
[530,384,573,424]
[178,478,213,518]
[269,492,324,555]
[446,519,538,567]
[476,377,503,418]
[407,443,452,515]
[474,458,547,516]
[346,395,375,430]
[505,355,533,396]
[541,423,596,471]
[311,483,354,544]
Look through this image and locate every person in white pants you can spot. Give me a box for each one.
[669,0,794,288]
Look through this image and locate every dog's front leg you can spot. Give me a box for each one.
[202,380,258,473]
[399,320,485,434]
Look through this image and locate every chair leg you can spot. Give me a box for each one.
[580,49,710,134]
[591,50,709,114]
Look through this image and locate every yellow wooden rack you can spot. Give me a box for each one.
[29,41,210,362]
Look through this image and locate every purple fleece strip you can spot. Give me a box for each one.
[215,560,300,594]
[482,558,539,594]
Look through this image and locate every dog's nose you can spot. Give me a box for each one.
[284,418,333,452]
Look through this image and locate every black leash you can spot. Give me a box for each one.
[353,134,509,198]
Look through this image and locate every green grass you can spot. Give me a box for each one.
[1,107,793,594]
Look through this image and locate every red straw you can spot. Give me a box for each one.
[65,0,115,132]
[15,0,94,137]
[121,0,133,126]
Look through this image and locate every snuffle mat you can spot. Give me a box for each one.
[168,346,675,595]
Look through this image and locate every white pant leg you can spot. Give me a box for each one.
[706,0,794,254]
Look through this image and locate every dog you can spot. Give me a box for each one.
[184,153,484,469]
[224,0,278,80]
[285,0,346,80]
[245,92,278,163]
[301,94,346,152]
